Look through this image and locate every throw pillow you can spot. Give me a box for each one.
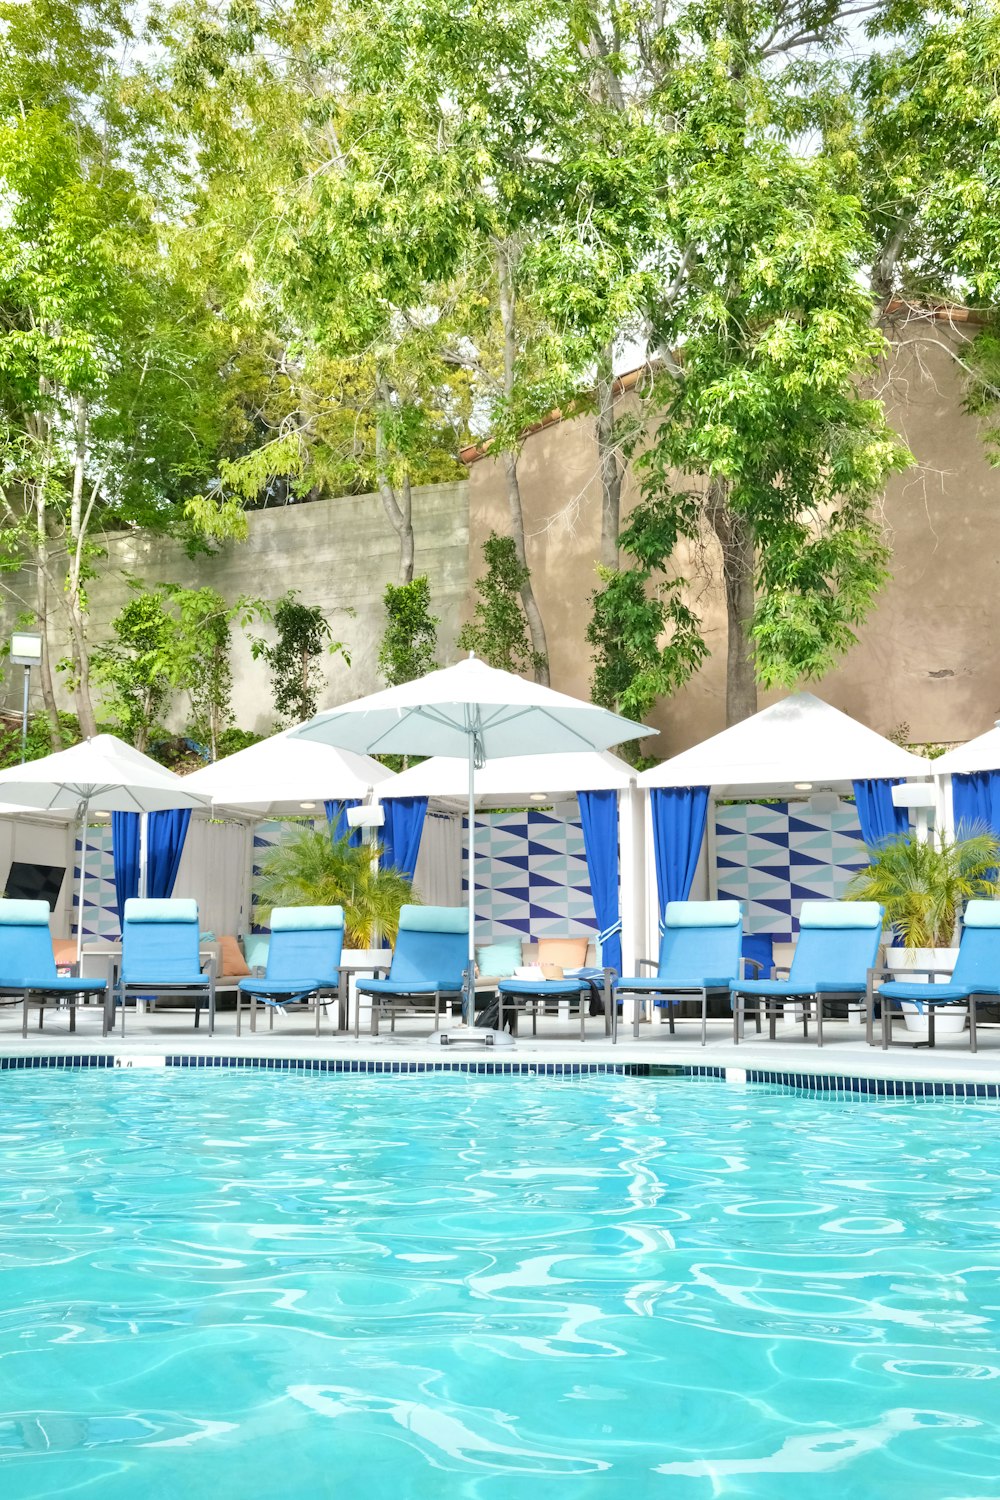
[536,936,589,971]
[218,934,250,977]
[476,938,523,979]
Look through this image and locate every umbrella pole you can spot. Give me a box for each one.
[75,801,89,967]
[466,738,475,1025]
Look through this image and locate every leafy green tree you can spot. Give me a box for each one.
[255,828,416,947]
[251,593,349,727]
[0,0,262,737]
[377,577,439,688]
[91,587,176,752]
[163,587,260,761]
[588,498,709,740]
[458,534,544,677]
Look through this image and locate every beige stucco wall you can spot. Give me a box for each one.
[466,328,1000,754]
[3,480,469,732]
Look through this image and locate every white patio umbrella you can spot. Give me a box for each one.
[0,734,210,959]
[293,656,653,1019]
[181,725,395,817]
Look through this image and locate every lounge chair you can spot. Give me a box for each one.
[107,898,215,1037]
[730,901,882,1047]
[0,899,107,1038]
[354,906,468,1036]
[495,970,613,1041]
[873,899,1000,1052]
[236,906,345,1036]
[618,901,743,1045]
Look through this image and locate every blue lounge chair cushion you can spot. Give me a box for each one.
[124,898,199,924]
[398,905,468,934]
[620,975,734,992]
[799,900,882,929]
[0,900,51,926]
[270,906,344,932]
[732,978,868,996]
[497,979,588,996]
[664,901,741,928]
[356,977,462,996]
[239,977,327,997]
[879,980,990,1004]
[960,900,1000,928]
[3,975,106,993]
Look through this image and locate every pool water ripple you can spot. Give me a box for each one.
[0,1073,999,1497]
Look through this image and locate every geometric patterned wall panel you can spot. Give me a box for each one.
[714,799,867,942]
[463,810,596,941]
[73,823,120,942]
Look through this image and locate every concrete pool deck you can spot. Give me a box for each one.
[3,1005,1000,1087]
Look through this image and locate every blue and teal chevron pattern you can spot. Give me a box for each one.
[715,800,867,940]
[463,810,596,941]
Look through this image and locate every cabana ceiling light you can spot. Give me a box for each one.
[794,782,813,790]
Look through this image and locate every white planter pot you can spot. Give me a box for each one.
[884,947,965,1034]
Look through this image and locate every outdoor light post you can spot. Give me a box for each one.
[9,631,43,764]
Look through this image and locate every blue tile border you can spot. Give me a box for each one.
[0,1053,997,1098]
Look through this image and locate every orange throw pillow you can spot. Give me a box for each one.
[218,934,250,977]
[536,936,589,970]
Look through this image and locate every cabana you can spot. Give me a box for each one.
[638,693,929,967]
[933,724,1000,841]
[380,750,642,975]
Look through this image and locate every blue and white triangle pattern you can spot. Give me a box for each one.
[72,823,119,941]
[715,799,866,941]
[463,810,596,941]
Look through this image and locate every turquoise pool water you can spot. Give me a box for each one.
[1,1074,999,1499]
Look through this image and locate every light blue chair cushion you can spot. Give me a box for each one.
[622,909,743,993]
[0,900,51,926]
[477,939,522,978]
[497,979,588,996]
[239,978,325,1003]
[121,899,204,986]
[270,906,344,932]
[800,900,882,929]
[664,901,741,928]
[124,898,198,924]
[878,981,979,1009]
[398,905,469,934]
[961,901,1000,928]
[356,977,459,997]
[5,974,106,994]
[732,977,868,997]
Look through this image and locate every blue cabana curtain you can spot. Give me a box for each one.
[650,786,710,926]
[112,811,141,929]
[382,797,428,879]
[852,779,909,846]
[111,808,191,928]
[324,799,362,847]
[147,809,191,898]
[952,770,1000,839]
[577,789,622,977]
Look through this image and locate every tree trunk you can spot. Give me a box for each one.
[706,476,757,725]
[33,494,62,750]
[495,239,550,684]
[501,450,550,685]
[67,396,97,736]
[595,345,621,569]
[375,381,415,584]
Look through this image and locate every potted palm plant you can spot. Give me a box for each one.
[255,828,416,948]
[848,827,1000,1034]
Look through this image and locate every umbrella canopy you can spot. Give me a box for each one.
[294,657,652,763]
[639,692,928,796]
[0,734,210,960]
[182,726,394,817]
[0,733,210,814]
[933,726,1000,776]
[294,657,652,1027]
[381,748,634,810]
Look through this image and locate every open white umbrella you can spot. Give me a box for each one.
[181,725,395,817]
[0,734,210,959]
[293,656,653,1020]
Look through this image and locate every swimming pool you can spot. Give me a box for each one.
[0,1073,998,1499]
